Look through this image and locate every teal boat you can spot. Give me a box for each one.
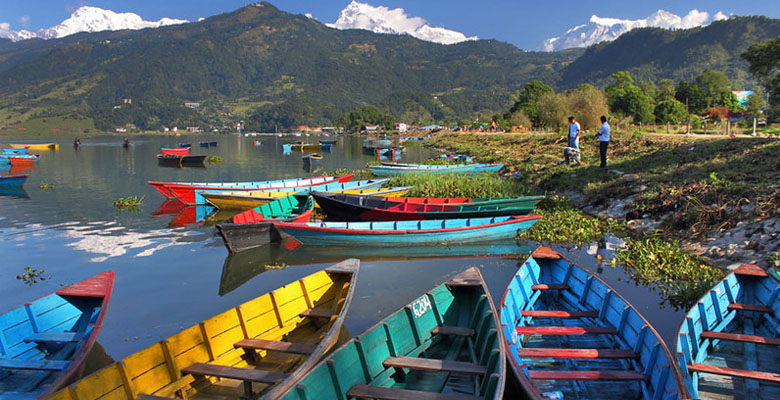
[369,163,504,176]
[677,263,780,399]
[277,267,506,400]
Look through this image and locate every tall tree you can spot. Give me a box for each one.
[508,81,554,126]
[742,37,780,120]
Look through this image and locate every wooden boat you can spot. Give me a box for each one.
[274,267,506,400]
[8,156,39,167]
[0,271,114,399]
[311,191,542,221]
[501,247,688,400]
[147,174,354,205]
[369,163,504,176]
[284,142,321,151]
[9,143,58,150]
[400,136,427,142]
[156,154,182,167]
[301,153,323,162]
[178,143,192,148]
[361,138,392,149]
[199,141,218,147]
[48,261,359,400]
[441,153,474,163]
[254,140,262,147]
[676,263,780,399]
[201,179,387,210]
[372,194,546,207]
[216,194,315,253]
[161,147,190,156]
[0,174,29,186]
[375,148,403,157]
[318,140,336,145]
[1,153,39,164]
[2,147,28,154]
[274,214,541,247]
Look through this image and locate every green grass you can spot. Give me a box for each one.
[387,172,533,198]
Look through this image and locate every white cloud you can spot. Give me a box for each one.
[328,1,476,45]
[542,9,729,51]
[305,13,314,19]
[19,15,30,27]
[713,11,731,21]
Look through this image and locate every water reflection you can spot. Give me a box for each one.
[219,238,535,296]
[0,186,30,199]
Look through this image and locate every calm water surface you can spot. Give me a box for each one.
[0,134,684,366]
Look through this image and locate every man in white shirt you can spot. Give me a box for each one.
[596,115,610,168]
[568,116,581,164]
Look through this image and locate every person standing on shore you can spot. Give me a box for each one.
[567,116,581,164]
[596,115,610,169]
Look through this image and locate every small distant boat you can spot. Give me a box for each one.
[361,138,392,149]
[441,153,473,162]
[301,153,323,164]
[0,271,114,399]
[7,155,40,166]
[284,142,321,151]
[201,179,388,210]
[311,192,543,221]
[216,194,315,253]
[375,147,403,157]
[400,136,427,142]
[161,147,190,156]
[148,174,354,205]
[156,154,183,167]
[368,162,504,176]
[272,267,506,399]
[0,174,28,186]
[9,143,58,150]
[275,214,541,247]
[318,140,336,145]
[199,141,218,147]
[178,143,192,148]
[47,262,359,400]
[2,147,29,154]
[501,247,687,400]
[677,263,780,399]
[156,154,206,167]
[254,140,262,147]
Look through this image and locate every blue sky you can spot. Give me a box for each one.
[2,0,779,49]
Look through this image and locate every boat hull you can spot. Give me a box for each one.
[0,174,28,186]
[160,147,190,156]
[274,215,540,246]
[9,143,58,150]
[501,248,687,400]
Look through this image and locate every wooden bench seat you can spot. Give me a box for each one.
[531,284,569,291]
[516,326,617,335]
[701,331,780,346]
[529,370,646,381]
[727,303,774,314]
[688,363,780,383]
[431,326,475,337]
[234,339,316,355]
[300,308,336,319]
[517,348,639,359]
[347,384,481,400]
[0,358,69,371]
[181,363,289,384]
[382,356,485,375]
[733,264,768,277]
[25,332,84,343]
[520,310,598,318]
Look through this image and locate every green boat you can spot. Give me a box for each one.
[277,267,506,400]
[215,194,315,253]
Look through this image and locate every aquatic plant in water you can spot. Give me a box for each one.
[114,195,145,211]
[39,181,54,191]
[519,196,623,245]
[207,155,223,165]
[17,267,47,286]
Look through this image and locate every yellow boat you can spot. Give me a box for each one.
[202,187,412,210]
[9,143,59,150]
[49,259,359,400]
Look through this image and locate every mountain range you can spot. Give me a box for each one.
[0,2,778,134]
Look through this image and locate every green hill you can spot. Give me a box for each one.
[0,3,778,135]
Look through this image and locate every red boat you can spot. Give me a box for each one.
[7,155,40,166]
[148,174,354,205]
[160,147,190,156]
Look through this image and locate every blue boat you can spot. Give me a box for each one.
[2,148,28,155]
[0,154,40,165]
[0,174,28,186]
[501,247,687,400]
[319,140,336,145]
[0,271,114,399]
[369,163,504,176]
[274,214,540,246]
[676,263,780,399]
[199,141,218,147]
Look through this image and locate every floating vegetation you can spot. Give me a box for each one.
[615,237,725,309]
[388,173,533,198]
[264,263,287,270]
[39,181,54,191]
[770,251,780,267]
[327,167,374,180]
[17,267,47,286]
[114,195,145,211]
[519,196,622,245]
[207,155,223,165]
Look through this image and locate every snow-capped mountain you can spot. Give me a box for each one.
[328,1,476,45]
[542,9,730,51]
[0,6,187,42]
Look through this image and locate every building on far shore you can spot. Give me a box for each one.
[186,126,204,133]
[184,102,201,109]
[395,122,408,133]
[364,125,381,133]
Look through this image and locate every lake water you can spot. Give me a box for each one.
[0,134,684,367]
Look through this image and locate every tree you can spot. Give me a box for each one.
[675,79,707,114]
[338,105,395,132]
[606,71,655,124]
[536,92,567,130]
[695,68,735,108]
[563,84,609,130]
[655,98,688,124]
[657,79,677,102]
[508,81,554,126]
[744,89,767,134]
[742,37,780,121]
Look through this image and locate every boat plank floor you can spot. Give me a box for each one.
[517,348,639,359]
[727,303,774,313]
[529,370,646,381]
[299,308,336,319]
[0,359,69,371]
[688,363,780,383]
[431,325,475,337]
[347,384,481,400]
[137,395,173,400]
[24,332,84,343]
[702,330,780,346]
[181,363,288,384]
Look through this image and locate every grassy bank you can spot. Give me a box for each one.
[427,131,780,239]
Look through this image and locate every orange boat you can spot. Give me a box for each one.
[160,147,190,156]
[8,155,39,166]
